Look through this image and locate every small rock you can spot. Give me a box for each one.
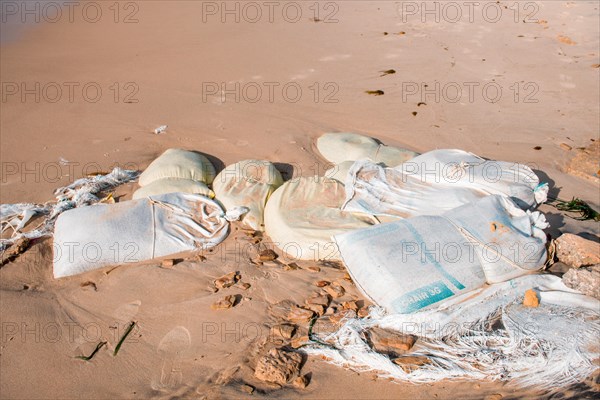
[368,327,417,353]
[291,335,309,349]
[287,306,315,323]
[324,283,345,298]
[271,324,296,340]
[161,259,175,268]
[306,293,330,307]
[236,282,251,290]
[305,303,326,316]
[392,356,432,373]
[241,384,254,394]
[343,273,353,282]
[560,143,572,151]
[254,348,302,385]
[307,266,321,273]
[357,307,370,318]
[283,263,299,271]
[211,295,236,310]
[562,266,600,300]
[214,272,240,289]
[325,306,336,315]
[341,301,359,312]
[315,280,330,287]
[484,395,503,400]
[259,249,278,262]
[292,374,309,389]
[329,309,356,324]
[523,289,539,307]
[556,234,600,268]
[566,141,600,183]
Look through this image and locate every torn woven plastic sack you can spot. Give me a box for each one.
[334,195,549,314]
[343,149,549,219]
[53,193,242,278]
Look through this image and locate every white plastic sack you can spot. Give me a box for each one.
[264,177,377,261]
[316,133,418,167]
[138,148,216,186]
[343,149,548,219]
[213,160,283,231]
[53,193,231,278]
[335,195,548,314]
[132,178,214,200]
[324,161,355,184]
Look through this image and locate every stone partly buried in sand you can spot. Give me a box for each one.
[287,306,315,323]
[565,140,599,183]
[555,234,600,268]
[254,348,303,385]
[562,265,600,300]
[323,282,345,298]
[214,271,240,289]
[211,295,237,310]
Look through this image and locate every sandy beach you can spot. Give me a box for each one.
[1,1,599,399]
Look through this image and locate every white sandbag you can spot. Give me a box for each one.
[343,149,548,219]
[213,160,283,231]
[324,161,355,184]
[138,148,216,186]
[264,177,377,261]
[334,195,548,314]
[53,193,232,278]
[316,133,418,167]
[132,178,214,200]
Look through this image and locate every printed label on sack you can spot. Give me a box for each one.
[391,281,454,313]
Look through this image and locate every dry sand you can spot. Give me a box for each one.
[1,1,599,399]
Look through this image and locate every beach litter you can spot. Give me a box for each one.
[1,133,598,390]
[52,192,241,278]
[153,125,168,134]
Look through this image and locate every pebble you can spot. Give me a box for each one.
[259,249,279,262]
[523,289,539,307]
[211,295,236,310]
[292,374,309,389]
[214,272,239,289]
[271,324,296,340]
[324,283,345,298]
[287,306,315,323]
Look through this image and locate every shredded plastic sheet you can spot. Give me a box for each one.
[53,192,244,278]
[343,150,549,219]
[0,168,139,253]
[304,274,600,389]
